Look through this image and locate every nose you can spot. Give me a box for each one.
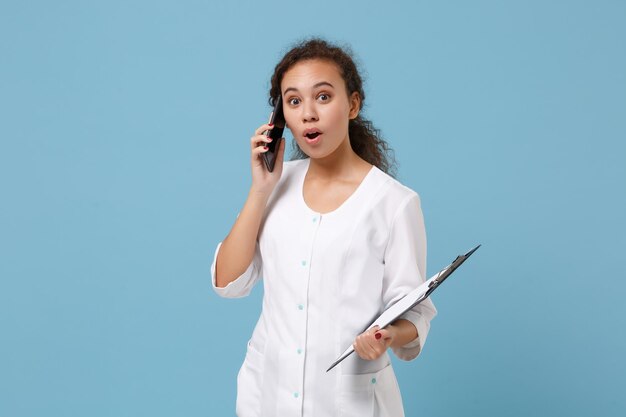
[302,101,318,123]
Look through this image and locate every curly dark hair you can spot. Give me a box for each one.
[269,37,397,177]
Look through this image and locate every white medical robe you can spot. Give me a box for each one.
[211,158,437,417]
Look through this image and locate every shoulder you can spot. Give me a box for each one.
[371,167,421,210]
[355,167,424,237]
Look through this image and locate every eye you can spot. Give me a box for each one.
[288,97,300,106]
[318,93,331,101]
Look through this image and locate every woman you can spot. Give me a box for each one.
[211,38,437,417]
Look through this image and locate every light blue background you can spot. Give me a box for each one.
[1,1,624,416]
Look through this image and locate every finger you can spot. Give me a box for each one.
[369,334,390,357]
[254,123,274,136]
[353,335,369,360]
[353,337,373,360]
[251,144,270,156]
[364,329,389,357]
[375,329,393,346]
[250,134,273,149]
[355,333,379,360]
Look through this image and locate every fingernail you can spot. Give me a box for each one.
[267,138,273,142]
[268,123,274,127]
[263,146,268,151]
[375,333,382,340]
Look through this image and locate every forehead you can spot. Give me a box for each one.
[281,59,345,92]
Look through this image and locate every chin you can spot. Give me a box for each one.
[300,148,321,159]
[296,136,344,160]
[296,141,324,155]
[305,148,341,162]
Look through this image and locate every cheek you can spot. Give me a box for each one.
[326,107,349,130]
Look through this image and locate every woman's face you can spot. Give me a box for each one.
[280,59,360,160]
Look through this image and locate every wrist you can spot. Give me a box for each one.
[388,320,418,348]
[248,187,272,201]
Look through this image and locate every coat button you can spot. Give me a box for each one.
[293,392,299,398]
[298,304,304,310]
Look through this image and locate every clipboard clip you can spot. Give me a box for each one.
[428,244,481,290]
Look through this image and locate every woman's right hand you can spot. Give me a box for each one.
[250,122,286,196]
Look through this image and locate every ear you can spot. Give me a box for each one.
[348,91,361,120]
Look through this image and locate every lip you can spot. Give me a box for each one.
[304,133,322,145]
[303,127,322,136]
[303,128,323,145]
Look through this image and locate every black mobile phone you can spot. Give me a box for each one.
[261,96,285,172]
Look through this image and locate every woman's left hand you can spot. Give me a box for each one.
[353,325,394,361]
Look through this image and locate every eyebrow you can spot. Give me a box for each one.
[283,81,335,96]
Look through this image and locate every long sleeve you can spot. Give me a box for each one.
[381,193,437,361]
[211,240,263,298]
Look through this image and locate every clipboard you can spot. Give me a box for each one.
[326,244,481,372]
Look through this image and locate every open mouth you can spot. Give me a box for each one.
[303,128,323,143]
